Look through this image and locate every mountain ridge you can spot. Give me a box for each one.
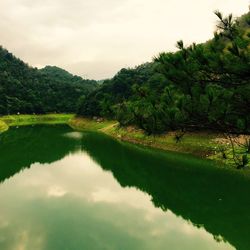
[0,46,97,114]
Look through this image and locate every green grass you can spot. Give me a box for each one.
[105,125,218,157]
[69,117,117,131]
[0,120,8,133]
[209,144,249,168]
[70,117,218,157]
[0,114,74,132]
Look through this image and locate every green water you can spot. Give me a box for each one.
[0,125,250,250]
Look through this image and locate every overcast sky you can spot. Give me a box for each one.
[0,0,249,79]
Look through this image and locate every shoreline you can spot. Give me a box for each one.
[0,115,247,169]
[0,114,74,133]
[69,117,235,167]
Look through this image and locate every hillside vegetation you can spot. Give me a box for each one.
[78,11,250,136]
[0,48,97,115]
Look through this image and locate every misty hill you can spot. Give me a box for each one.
[0,47,97,115]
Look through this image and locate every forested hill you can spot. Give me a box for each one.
[0,47,97,115]
[39,66,96,91]
[78,10,250,135]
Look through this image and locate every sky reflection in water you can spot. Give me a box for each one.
[0,127,235,250]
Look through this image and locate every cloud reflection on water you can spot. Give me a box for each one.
[0,152,234,250]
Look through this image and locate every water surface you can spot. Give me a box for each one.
[0,125,249,250]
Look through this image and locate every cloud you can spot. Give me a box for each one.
[0,0,249,79]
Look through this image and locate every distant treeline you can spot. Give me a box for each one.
[78,11,250,135]
[0,48,97,114]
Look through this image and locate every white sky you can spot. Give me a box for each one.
[0,0,249,79]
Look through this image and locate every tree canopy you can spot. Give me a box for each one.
[78,10,250,135]
[0,48,97,114]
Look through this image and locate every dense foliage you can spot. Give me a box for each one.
[78,11,250,135]
[0,48,97,114]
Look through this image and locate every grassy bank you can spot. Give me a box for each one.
[0,120,8,133]
[69,117,117,131]
[70,117,223,157]
[70,117,250,169]
[0,114,74,133]
[1,115,246,168]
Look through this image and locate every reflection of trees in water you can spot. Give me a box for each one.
[1,127,250,250]
[0,125,80,183]
[81,132,250,250]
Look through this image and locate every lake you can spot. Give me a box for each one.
[0,125,250,250]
